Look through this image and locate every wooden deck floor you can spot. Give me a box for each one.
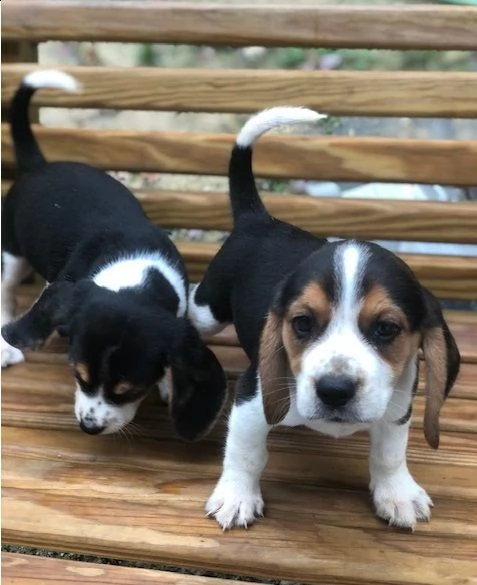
[2,288,477,585]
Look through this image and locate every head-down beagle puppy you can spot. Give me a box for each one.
[2,70,226,439]
[189,107,460,530]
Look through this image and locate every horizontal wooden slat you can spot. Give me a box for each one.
[172,240,477,300]
[3,126,477,186]
[137,190,477,245]
[3,2,477,50]
[3,181,476,245]
[1,553,242,585]
[3,357,477,457]
[12,281,477,367]
[4,65,477,118]
[3,424,477,585]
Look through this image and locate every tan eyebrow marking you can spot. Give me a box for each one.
[112,381,134,396]
[283,282,332,376]
[288,282,331,324]
[75,362,90,384]
[359,284,419,378]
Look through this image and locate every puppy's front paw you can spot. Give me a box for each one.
[372,472,433,530]
[206,478,264,530]
[1,336,25,368]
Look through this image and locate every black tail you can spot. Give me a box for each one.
[9,82,46,173]
[228,107,325,224]
[9,70,79,174]
[228,144,268,222]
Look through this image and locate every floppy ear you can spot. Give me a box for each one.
[258,310,290,426]
[1,280,79,350]
[169,319,227,441]
[420,287,460,449]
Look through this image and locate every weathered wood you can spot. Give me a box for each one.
[14,283,477,365]
[172,241,477,300]
[137,190,477,245]
[3,358,477,461]
[1,552,243,585]
[3,2,477,50]
[3,126,477,186]
[3,423,477,585]
[3,182,476,245]
[4,65,477,118]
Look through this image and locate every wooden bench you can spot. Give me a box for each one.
[2,2,477,584]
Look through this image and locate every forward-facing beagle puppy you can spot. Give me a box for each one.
[2,70,227,439]
[189,107,460,530]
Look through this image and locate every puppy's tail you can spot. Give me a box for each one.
[9,69,81,173]
[229,107,326,222]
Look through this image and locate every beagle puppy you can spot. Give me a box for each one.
[1,70,227,439]
[189,107,460,530]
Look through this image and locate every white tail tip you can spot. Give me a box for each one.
[23,69,81,93]
[236,106,326,148]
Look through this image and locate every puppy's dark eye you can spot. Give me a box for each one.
[372,321,401,343]
[292,315,314,339]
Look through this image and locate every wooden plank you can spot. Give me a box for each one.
[1,552,243,585]
[3,126,477,186]
[3,2,477,50]
[4,65,477,118]
[3,182,476,245]
[172,241,477,300]
[137,190,477,245]
[3,361,477,466]
[3,425,477,585]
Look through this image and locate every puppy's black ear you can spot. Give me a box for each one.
[1,280,83,350]
[420,287,460,449]
[258,309,290,426]
[169,319,227,441]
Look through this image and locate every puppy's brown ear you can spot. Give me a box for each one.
[258,310,290,426]
[421,288,460,449]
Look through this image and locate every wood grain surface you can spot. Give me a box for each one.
[136,190,477,244]
[2,300,477,585]
[3,2,477,50]
[4,65,477,118]
[3,181,476,245]
[1,552,243,585]
[171,241,477,300]
[3,126,477,186]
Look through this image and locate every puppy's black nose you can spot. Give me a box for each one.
[315,375,357,408]
[79,420,105,435]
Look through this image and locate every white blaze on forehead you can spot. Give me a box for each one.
[333,242,369,324]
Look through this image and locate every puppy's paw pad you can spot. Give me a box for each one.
[373,477,433,530]
[1,338,25,368]
[206,483,264,530]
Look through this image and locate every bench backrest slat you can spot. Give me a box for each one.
[3,3,477,51]
[3,65,477,118]
[3,125,477,187]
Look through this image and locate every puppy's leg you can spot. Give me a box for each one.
[1,251,32,367]
[206,386,270,530]
[188,282,228,336]
[369,417,433,530]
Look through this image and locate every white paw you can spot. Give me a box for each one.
[158,375,171,403]
[206,478,264,530]
[372,472,433,530]
[1,337,25,368]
